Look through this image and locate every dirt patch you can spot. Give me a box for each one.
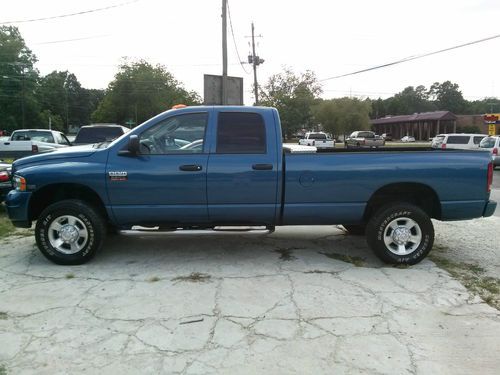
[319,252,365,267]
[172,272,212,283]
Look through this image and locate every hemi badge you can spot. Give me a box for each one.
[109,171,128,181]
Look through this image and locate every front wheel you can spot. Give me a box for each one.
[35,199,106,265]
[366,203,434,265]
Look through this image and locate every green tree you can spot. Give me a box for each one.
[259,68,322,139]
[36,71,100,131]
[428,81,467,114]
[0,26,40,131]
[39,109,64,131]
[92,60,201,125]
[314,97,371,137]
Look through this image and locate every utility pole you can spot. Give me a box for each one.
[248,22,264,105]
[21,68,25,129]
[221,0,228,105]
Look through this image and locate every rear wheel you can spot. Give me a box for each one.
[35,199,106,265]
[366,202,434,265]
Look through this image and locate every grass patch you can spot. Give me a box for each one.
[0,312,7,320]
[0,364,6,375]
[148,276,160,282]
[0,205,16,240]
[430,254,500,310]
[172,272,211,283]
[65,273,75,279]
[273,247,298,261]
[319,252,365,267]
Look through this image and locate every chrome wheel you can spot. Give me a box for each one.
[383,217,422,256]
[48,215,89,255]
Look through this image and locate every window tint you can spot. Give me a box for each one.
[358,131,374,138]
[473,136,486,145]
[308,133,326,140]
[446,136,470,144]
[216,112,266,154]
[139,113,207,154]
[75,127,125,144]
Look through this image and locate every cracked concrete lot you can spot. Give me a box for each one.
[1,223,500,374]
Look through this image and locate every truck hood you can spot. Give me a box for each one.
[13,144,98,169]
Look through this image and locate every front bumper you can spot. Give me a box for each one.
[5,190,32,228]
[0,183,12,202]
[483,200,497,217]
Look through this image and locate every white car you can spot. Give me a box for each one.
[479,136,500,167]
[299,132,335,149]
[431,133,488,150]
[401,135,415,142]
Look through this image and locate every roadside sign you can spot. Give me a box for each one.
[489,124,496,136]
[484,114,500,124]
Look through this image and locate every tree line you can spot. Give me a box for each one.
[1,26,498,137]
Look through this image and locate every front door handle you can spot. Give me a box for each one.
[179,164,203,172]
[252,163,273,171]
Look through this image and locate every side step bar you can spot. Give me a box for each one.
[122,225,275,235]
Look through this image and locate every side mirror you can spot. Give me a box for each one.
[118,135,140,156]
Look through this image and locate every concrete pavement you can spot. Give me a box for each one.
[0,225,499,374]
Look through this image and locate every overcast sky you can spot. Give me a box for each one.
[2,0,500,105]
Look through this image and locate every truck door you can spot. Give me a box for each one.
[106,111,210,226]
[206,111,279,225]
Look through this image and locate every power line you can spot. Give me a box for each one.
[0,0,141,25]
[34,35,110,45]
[226,0,250,74]
[320,33,500,82]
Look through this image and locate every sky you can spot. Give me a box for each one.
[2,0,500,105]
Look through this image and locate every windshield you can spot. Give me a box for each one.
[308,133,327,140]
[480,137,496,148]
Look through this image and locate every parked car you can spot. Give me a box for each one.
[0,162,11,202]
[73,125,130,145]
[298,132,335,149]
[401,135,416,142]
[345,131,385,148]
[5,106,496,266]
[431,133,488,150]
[0,129,71,159]
[479,136,500,167]
[382,133,393,141]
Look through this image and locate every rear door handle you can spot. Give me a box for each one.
[179,164,203,171]
[252,163,273,171]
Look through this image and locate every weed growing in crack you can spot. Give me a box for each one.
[0,312,7,320]
[172,272,211,283]
[430,254,500,310]
[148,276,161,282]
[319,252,365,267]
[65,273,75,279]
[273,248,298,261]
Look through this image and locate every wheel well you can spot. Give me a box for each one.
[29,183,108,222]
[364,183,441,222]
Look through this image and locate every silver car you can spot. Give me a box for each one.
[479,136,500,167]
[345,131,385,148]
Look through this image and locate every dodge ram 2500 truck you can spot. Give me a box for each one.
[5,106,497,265]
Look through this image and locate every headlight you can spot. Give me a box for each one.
[13,175,26,191]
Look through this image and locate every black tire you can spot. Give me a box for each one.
[342,224,365,236]
[366,202,434,265]
[35,199,106,265]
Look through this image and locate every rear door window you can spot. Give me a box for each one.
[480,137,496,148]
[446,136,470,144]
[216,112,266,154]
[473,136,486,145]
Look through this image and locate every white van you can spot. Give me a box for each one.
[479,136,500,167]
[431,133,488,150]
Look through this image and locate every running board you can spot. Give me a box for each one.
[122,225,275,235]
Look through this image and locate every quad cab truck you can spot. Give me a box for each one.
[5,106,497,265]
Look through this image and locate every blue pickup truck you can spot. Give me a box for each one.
[5,106,497,265]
